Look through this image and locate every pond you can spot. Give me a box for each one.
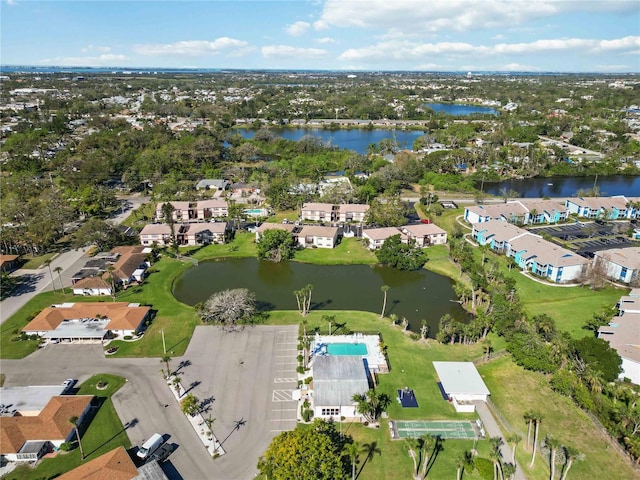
[172,257,468,335]
[480,175,640,198]
[236,128,425,155]
[424,103,498,116]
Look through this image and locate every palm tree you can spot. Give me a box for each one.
[44,259,57,293]
[68,415,85,460]
[529,412,544,467]
[343,441,361,480]
[502,463,516,480]
[172,376,182,398]
[506,433,521,464]
[161,355,172,378]
[559,446,583,480]
[523,411,534,449]
[54,266,64,293]
[405,438,420,478]
[545,434,560,480]
[419,434,435,479]
[489,444,503,480]
[380,285,390,319]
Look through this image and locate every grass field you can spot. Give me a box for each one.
[294,237,377,265]
[5,374,130,480]
[20,252,57,270]
[479,356,638,480]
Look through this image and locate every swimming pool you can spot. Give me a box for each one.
[244,208,266,215]
[326,343,368,356]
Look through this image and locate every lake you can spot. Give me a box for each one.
[237,128,425,155]
[424,103,498,116]
[172,257,467,334]
[481,175,640,198]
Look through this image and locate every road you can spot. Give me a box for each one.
[0,325,299,480]
[0,248,89,323]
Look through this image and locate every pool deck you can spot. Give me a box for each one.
[311,333,388,373]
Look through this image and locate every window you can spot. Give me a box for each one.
[321,408,340,416]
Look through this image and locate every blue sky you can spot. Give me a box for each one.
[1,0,639,72]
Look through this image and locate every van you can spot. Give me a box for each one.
[137,433,164,459]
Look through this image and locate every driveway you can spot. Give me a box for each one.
[0,325,300,480]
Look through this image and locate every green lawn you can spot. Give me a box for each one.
[294,237,377,265]
[190,231,258,260]
[20,252,57,270]
[5,374,130,480]
[266,209,298,223]
[423,244,471,288]
[478,356,638,480]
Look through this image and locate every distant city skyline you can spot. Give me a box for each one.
[1,0,639,73]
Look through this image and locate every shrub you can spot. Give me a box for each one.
[297,354,303,362]
[304,377,313,384]
[302,408,313,422]
[296,366,305,374]
[123,335,132,340]
[59,442,72,452]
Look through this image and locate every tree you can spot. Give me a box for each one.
[380,285,390,318]
[351,389,391,423]
[506,433,521,465]
[529,412,543,467]
[161,202,178,252]
[180,393,200,416]
[406,438,420,479]
[54,266,64,294]
[44,259,57,294]
[257,228,296,262]
[524,411,534,449]
[559,446,583,480]
[572,336,622,382]
[257,419,349,480]
[456,450,474,480]
[72,217,124,251]
[293,284,314,316]
[418,434,435,479]
[197,288,257,328]
[343,441,361,480]
[68,415,85,460]
[545,434,560,480]
[489,437,504,480]
[376,234,427,271]
[161,355,172,378]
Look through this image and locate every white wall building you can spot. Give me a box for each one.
[433,361,490,413]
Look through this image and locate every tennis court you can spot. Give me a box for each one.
[391,420,481,439]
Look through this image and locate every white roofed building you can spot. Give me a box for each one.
[432,361,490,412]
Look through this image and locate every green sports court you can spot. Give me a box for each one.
[390,420,482,440]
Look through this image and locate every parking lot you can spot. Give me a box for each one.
[1,325,300,480]
[530,221,637,257]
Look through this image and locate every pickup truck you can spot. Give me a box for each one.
[147,443,175,463]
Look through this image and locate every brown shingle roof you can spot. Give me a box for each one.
[56,446,138,480]
[72,277,111,290]
[0,396,93,454]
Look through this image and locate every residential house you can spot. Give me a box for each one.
[0,254,19,272]
[507,233,589,283]
[140,223,227,247]
[565,196,636,220]
[301,203,369,223]
[23,302,151,341]
[594,247,640,284]
[312,356,370,419]
[400,224,448,247]
[362,227,408,250]
[56,446,169,480]
[464,200,567,225]
[471,220,528,252]
[195,179,229,191]
[72,277,112,296]
[0,395,93,463]
[155,200,228,223]
[296,225,339,249]
[255,223,339,249]
[432,362,490,413]
[598,290,640,384]
[107,246,149,285]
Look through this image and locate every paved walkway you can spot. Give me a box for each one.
[474,401,527,480]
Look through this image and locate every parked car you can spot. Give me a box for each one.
[147,443,175,463]
[420,219,431,224]
[61,379,76,391]
[137,433,165,459]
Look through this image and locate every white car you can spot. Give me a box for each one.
[61,379,75,391]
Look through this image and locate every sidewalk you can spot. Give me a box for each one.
[474,401,527,480]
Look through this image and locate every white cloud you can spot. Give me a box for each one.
[319,0,561,33]
[133,38,253,57]
[313,19,329,31]
[3,0,18,6]
[338,36,640,63]
[38,54,128,67]
[316,37,337,44]
[81,45,112,53]
[286,21,310,36]
[492,34,505,40]
[262,45,328,59]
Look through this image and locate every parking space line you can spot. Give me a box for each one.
[272,390,295,402]
[274,378,297,383]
